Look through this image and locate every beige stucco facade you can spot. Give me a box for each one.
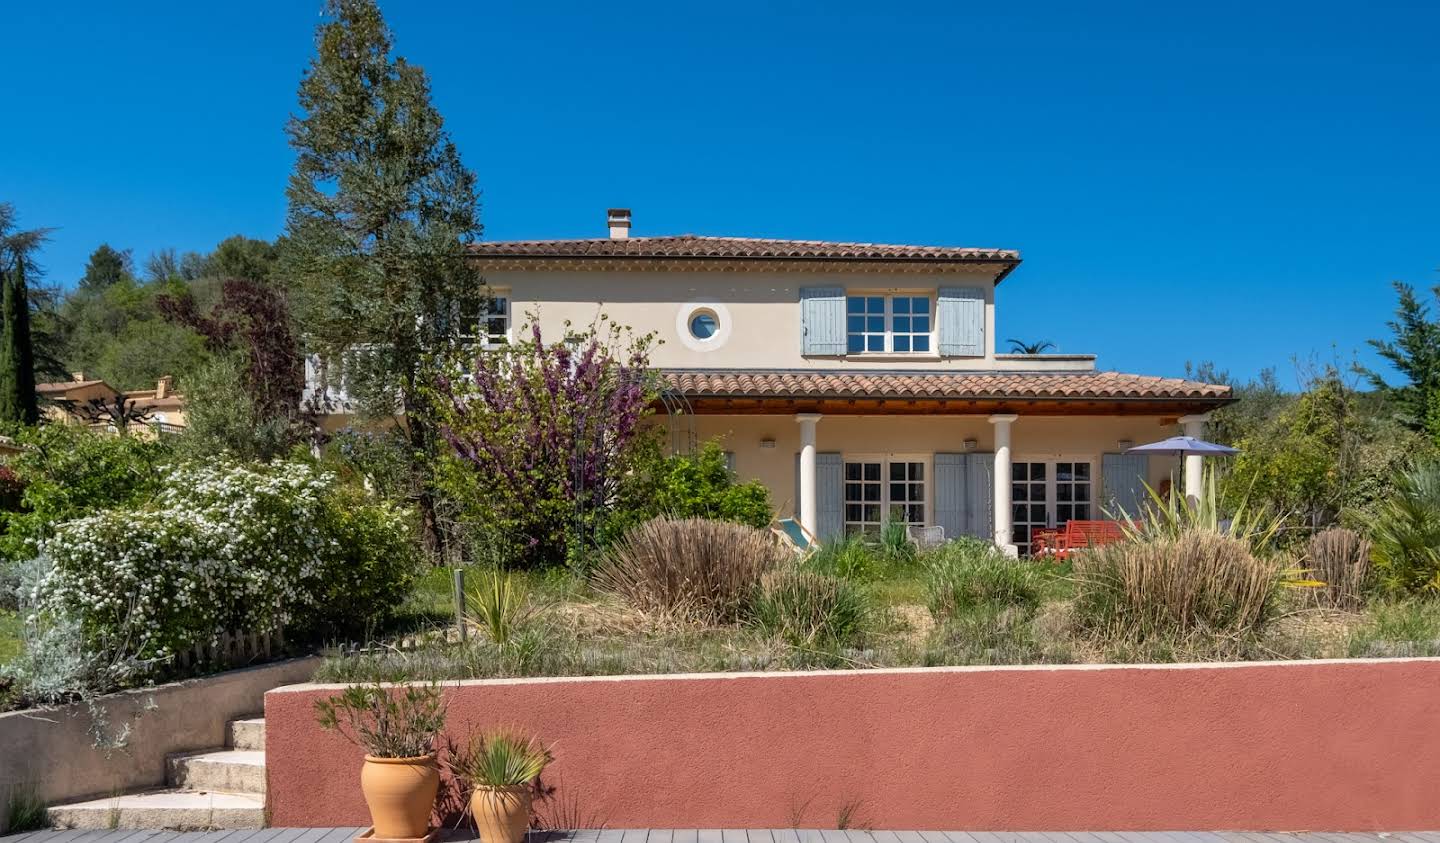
[483,265,1104,373]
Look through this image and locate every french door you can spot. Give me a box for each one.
[844,457,927,536]
[1011,459,1094,555]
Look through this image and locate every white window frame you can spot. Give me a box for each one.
[1010,454,1098,554]
[843,452,931,535]
[454,289,511,348]
[845,292,936,355]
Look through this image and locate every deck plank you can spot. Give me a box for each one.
[697,831,724,843]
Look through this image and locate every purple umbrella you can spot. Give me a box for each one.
[1124,436,1239,458]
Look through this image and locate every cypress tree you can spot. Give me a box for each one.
[0,253,39,425]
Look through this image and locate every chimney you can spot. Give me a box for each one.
[155,376,173,399]
[71,371,88,383]
[607,208,631,239]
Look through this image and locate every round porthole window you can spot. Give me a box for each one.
[676,301,731,351]
[688,311,719,340]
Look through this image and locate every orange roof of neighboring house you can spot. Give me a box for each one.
[660,369,1232,403]
[468,235,1019,265]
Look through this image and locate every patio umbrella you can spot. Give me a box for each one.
[1125,435,1238,505]
[1124,436,1239,458]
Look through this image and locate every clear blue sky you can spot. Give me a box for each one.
[5,1,1437,387]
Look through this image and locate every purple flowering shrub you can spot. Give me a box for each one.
[429,316,660,568]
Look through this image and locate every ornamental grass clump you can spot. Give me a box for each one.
[923,538,1044,622]
[314,682,447,759]
[749,569,871,650]
[1305,527,1371,609]
[595,516,789,624]
[1072,529,1283,643]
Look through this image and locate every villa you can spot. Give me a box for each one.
[311,210,1234,555]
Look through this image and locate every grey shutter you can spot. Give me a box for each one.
[1102,453,1150,520]
[937,286,986,357]
[800,286,846,356]
[817,452,844,540]
[964,452,995,540]
[723,451,736,474]
[934,454,966,540]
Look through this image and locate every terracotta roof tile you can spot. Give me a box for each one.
[660,369,1232,402]
[468,235,1018,263]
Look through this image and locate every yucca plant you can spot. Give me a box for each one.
[453,729,553,788]
[1120,465,1287,553]
[466,569,538,645]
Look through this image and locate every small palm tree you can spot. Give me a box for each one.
[1006,338,1056,354]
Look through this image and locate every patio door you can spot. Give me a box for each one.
[844,456,927,536]
[1011,459,1095,555]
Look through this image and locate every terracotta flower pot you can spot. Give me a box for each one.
[360,754,440,839]
[470,784,532,843]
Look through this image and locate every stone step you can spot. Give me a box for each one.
[166,749,267,794]
[226,716,266,751]
[47,788,265,830]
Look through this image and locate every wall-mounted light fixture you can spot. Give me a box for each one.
[963,438,978,452]
[760,437,776,449]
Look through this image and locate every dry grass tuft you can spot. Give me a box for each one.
[594,516,790,625]
[1304,527,1371,609]
[1073,529,1283,643]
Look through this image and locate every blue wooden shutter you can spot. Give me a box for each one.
[1102,453,1150,520]
[817,452,844,539]
[934,454,965,540]
[937,286,986,357]
[964,452,995,539]
[800,287,846,356]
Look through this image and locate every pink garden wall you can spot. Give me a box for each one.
[265,659,1440,831]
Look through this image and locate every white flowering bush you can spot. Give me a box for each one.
[31,459,417,663]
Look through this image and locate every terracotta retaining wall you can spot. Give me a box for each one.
[265,658,1440,831]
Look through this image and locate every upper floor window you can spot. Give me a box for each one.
[454,292,510,346]
[846,294,932,354]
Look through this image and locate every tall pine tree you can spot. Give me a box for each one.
[1364,280,1440,440]
[281,0,482,558]
[0,204,45,426]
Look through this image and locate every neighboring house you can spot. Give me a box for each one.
[37,373,187,436]
[307,209,1233,555]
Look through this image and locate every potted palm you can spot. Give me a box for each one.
[453,729,553,843]
[314,683,447,841]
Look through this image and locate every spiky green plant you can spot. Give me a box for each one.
[1119,465,1286,553]
[1368,463,1440,595]
[453,729,553,788]
[466,569,537,645]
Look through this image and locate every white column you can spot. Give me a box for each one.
[989,414,1018,557]
[796,413,822,538]
[1179,413,1209,505]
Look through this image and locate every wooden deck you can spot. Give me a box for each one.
[5,830,1440,843]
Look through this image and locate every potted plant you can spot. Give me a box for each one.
[453,729,553,843]
[315,683,447,840]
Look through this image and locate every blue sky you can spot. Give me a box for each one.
[4,1,1437,387]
